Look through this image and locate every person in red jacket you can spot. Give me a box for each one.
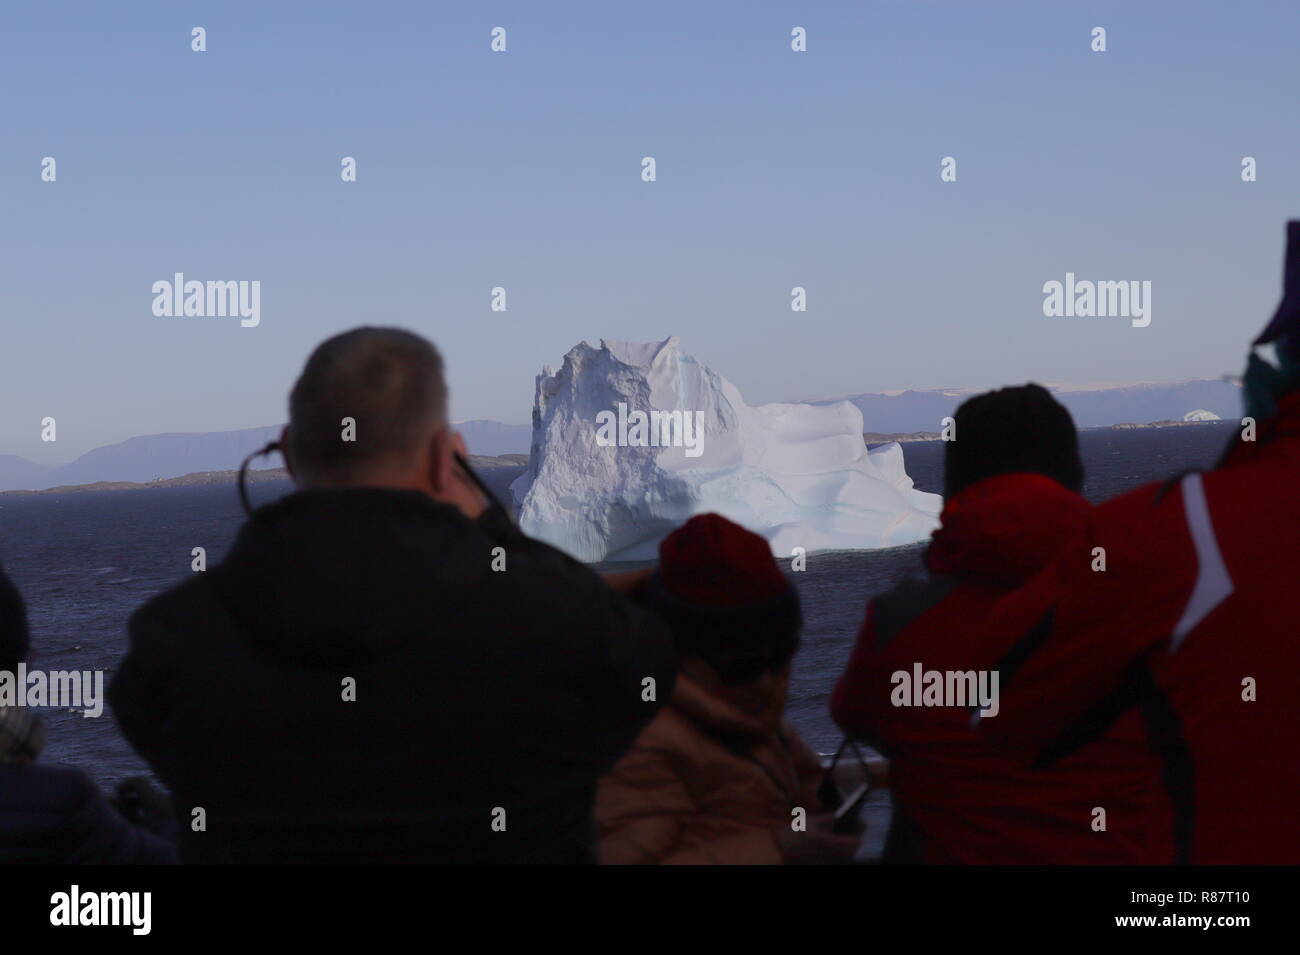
[979,223,1300,865]
[831,385,1172,864]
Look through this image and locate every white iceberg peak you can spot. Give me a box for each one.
[511,338,941,562]
[600,335,679,368]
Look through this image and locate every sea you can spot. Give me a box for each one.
[0,422,1236,856]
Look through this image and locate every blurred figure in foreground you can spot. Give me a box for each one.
[0,564,176,864]
[596,514,860,864]
[979,223,1300,864]
[111,327,676,863]
[833,385,1172,864]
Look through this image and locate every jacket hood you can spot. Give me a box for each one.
[926,473,1091,591]
[1254,219,1300,352]
[210,488,493,667]
[1224,388,1300,468]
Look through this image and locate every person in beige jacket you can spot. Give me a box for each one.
[595,514,862,865]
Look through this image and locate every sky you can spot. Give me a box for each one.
[2,0,1298,462]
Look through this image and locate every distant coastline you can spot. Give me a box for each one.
[1106,419,1230,430]
[2,380,1240,493]
[4,422,1237,496]
[864,418,1233,446]
[0,454,529,498]
[863,432,942,444]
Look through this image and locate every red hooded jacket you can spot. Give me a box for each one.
[832,473,1173,864]
[980,394,1300,864]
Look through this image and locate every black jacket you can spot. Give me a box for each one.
[110,489,676,864]
[1,563,176,865]
[0,764,179,865]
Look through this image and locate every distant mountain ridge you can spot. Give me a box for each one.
[0,420,532,492]
[0,455,530,497]
[0,426,283,492]
[819,379,1242,433]
[0,379,1243,492]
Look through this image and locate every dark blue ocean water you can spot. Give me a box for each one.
[0,424,1235,811]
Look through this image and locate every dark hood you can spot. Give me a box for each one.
[1254,219,1300,354]
[925,473,1091,591]
[210,488,494,667]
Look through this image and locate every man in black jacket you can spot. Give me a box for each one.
[1,564,177,864]
[110,327,676,864]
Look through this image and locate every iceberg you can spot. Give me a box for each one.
[510,337,942,562]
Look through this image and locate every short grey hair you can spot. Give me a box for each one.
[287,327,448,481]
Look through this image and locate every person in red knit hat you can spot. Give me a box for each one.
[595,514,860,864]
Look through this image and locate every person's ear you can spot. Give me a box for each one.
[279,426,294,479]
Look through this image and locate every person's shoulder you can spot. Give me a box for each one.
[472,525,623,618]
[128,573,220,634]
[1090,475,1202,565]
[876,572,963,611]
[0,764,103,864]
[0,762,98,817]
[1098,477,1168,514]
[870,573,963,650]
[609,707,704,775]
[0,763,179,865]
[1092,471,1225,534]
[1041,477,1200,628]
[119,575,236,676]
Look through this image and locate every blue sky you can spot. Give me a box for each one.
[3,0,1298,462]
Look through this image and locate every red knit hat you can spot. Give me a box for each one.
[658,514,789,606]
[646,515,801,684]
